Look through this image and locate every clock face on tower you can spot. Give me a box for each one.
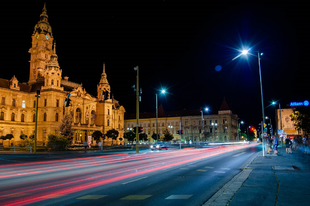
[46,35,49,40]
[36,35,39,39]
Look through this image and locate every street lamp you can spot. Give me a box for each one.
[272,100,283,145]
[156,89,166,142]
[200,107,209,142]
[240,48,266,156]
[238,120,244,141]
[211,122,218,142]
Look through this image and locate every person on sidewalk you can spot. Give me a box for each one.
[274,136,279,155]
[285,137,292,154]
[267,137,273,154]
[84,141,87,152]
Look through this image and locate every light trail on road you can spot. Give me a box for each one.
[0,144,259,206]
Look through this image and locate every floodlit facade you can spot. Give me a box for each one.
[0,4,125,146]
[124,100,238,143]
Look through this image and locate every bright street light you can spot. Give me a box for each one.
[156,89,167,142]
[238,48,266,156]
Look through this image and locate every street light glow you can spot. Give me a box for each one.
[242,50,249,55]
[205,107,209,111]
[161,89,166,94]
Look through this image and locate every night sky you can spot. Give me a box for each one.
[1,1,309,128]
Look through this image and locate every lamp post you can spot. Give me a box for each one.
[272,101,282,146]
[200,107,209,142]
[211,122,218,142]
[156,89,166,142]
[239,49,266,156]
[238,120,244,141]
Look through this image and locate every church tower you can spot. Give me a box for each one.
[97,63,111,101]
[28,3,54,84]
[41,42,63,91]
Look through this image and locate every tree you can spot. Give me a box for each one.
[151,133,159,142]
[106,129,119,145]
[92,131,102,143]
[1,134,14,140]
[59,114,73,143]
[47,134,69,151]
[124,131,135,143]
[290,107,310,135]
[139,133,148,142]
[20,134,27,140]
[163,129,174,142]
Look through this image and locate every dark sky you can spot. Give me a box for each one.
[1,1,309,128]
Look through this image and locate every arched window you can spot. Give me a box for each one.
[108,109,110,115]
[91,110,96,125]
[11,113,15,121]
[107,119,110,126]
[44,113,47,121]
[57,80,59,86]
[12,99,16,107]
[51,79,54,85]
[0,112,4,120]
[55,113,59,122]
[76,108,81,123]
[21,114,25,122]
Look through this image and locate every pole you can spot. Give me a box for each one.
[156,93,158,142]
[279,103,283,147]
[135,66,139,154]
[258,51,265,156]
[201,110,204,142]
[34,90,40,153]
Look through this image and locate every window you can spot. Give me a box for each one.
[56,99,59,107]
[148,123,150,127]
[210,128,212,133]
[11,113,15,121]
[33,114,36,122]
[148,131,150,135]
[1,97,5,105]
[76,108,81,123]
[44,113,47,121]
[107,119,110,126]
[223,119,227,124]
[21,114,25,122]
[224,126,228,133]
[12,99,16,107]
[162,123,164,126]
[57,80,59,86]
[51,79,54,85]
[108,109,110,115]
[22,100,26,108]
[55,113,59,122]
[215,127,218,133]
[44,99,47,107]
[210,120,212,125]
[34,100,36,108]
[215,120,217,124]
[0,112,4,120]
[153,123,155,127]
[91,110,96,124]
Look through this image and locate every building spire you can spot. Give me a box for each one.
[33,3,52,36]
[99,63,109,85]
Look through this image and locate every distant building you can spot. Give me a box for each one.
[0,4,125,146]
[275,108,299,137]
[124,99,238,142]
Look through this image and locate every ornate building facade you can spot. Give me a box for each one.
[0,5,125,146]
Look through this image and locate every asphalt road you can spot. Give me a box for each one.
[0,143,261,206]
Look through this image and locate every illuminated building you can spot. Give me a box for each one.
[0,4,125,146]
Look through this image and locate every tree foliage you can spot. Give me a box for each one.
[163,129,174,142]
[124,131,136,143]
[59,114,73,142]
[139,133,148,142]
[47,133,69,151]
[0,134,14,140]
[290,107,310,135]
[106,129,119,145]
[92,131,102,142]
[20,134,27,140]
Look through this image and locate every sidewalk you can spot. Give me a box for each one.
[204,146,310,206]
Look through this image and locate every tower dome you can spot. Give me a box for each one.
[33,3,53,37]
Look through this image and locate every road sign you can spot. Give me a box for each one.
[263,132,268,137]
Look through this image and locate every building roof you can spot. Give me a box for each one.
[219,98,230,111]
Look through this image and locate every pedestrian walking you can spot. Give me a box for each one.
[274,136,278,155]
[285,137,292,154]
[84,141,87,152]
